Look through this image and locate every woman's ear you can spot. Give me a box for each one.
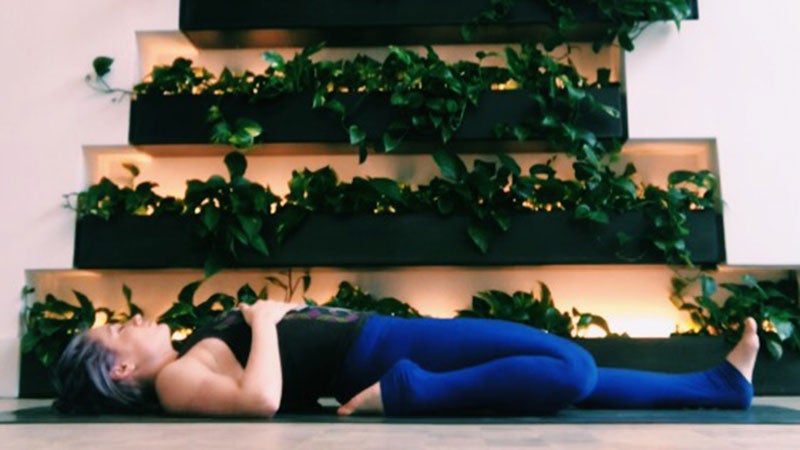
[110,361,136,381]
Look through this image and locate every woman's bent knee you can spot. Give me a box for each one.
[556,341,598,404]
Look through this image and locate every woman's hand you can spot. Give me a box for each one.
[239,300,304,326]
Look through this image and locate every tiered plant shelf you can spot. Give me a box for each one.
[129,89,627,149]
[74,211,724,269]
[179,0,699,47]
[34,0,800,402]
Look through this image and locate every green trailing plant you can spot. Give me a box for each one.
[183,152,280,276]
[207,106,263,151]
[306,282,423,318]
[133,57,213,96]
[419,150,523,253]
[158,280,251,333]
[157,271,312,333]
[671,274,800,359]
[127,48,630,237]
[497,45,621,158]
[273,165,416,243]
[462,0,693,51]
[131,44,618,163]
[339,46,506,160]
[21,285,143,367]
[65,174,182,219]
[85,56,132,102]
[640,170,717,265]
[72,151,718,269]
[456,282,612,338]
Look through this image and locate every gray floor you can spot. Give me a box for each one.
[0,398,799,449]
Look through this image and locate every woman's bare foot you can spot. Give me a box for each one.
[337,381,384,416]
[725,317,760,383]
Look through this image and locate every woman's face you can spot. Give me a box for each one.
[88,314,173,381]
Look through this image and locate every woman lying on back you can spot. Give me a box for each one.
[54,300,759,416]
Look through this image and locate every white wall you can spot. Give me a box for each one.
[0,0,181,396]
[626,0,800,266]
[1,0,798,396]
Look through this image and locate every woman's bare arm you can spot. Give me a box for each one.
[155,301,300,417]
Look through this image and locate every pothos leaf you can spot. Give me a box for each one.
[178,281,203,305]
[433,150,467,181]
[122,284,144,317]
[72,291,95,327]
[93,56,114,78]
[224,151,247,179]
[467,224,491,254]
[349,125,366,145]
[262,51,285,69]
[122,163,140,178]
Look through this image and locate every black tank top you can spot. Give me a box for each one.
[175,306,370,412]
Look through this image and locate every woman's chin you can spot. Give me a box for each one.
[157,323,172,340]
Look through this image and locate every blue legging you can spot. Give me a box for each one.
[334,315,753,416]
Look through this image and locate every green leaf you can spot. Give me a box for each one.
[491,210,511,232]
[349,125,366,145]
[229,130,254,150]
[370,178,404,203]
[765,336,784,360]
[436,196,455,215]
[224,151,247,179]
[20,333,39,354]
[433,150,467,181]
[122,284,144,317]
[204,254,223,278]
[207,105,224,123]
[122,163,140,178]
[475,51,498,61]
[324,99,346,117]
[700,275,717,298]
[668,170,696,186]
[238,215,261,240]
[178,281,203,304]
[618,33,635,51]
[201,206,220,231]
[72,291,95,326]
[262,51,285,69]
[358,143,368,164]
[460,24,475,42]
[772,319,795,341]
[497,153,521,176]
[93,56,114,78]
[250,234,270,256]
[122,284,132,303]
[236,118,262,138]
[382,131,403,152]
[468,224,491,253]
[210,121,232,144]
[596,68,611,86]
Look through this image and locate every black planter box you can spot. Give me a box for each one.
[74,210,723,269]
[180,0,699,47]
[21,334,799,398]
[129,89,626,149]
[578,336,800,395]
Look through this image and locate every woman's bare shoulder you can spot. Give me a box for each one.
[154,347,273,417]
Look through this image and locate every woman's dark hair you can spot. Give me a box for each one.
[52,330,161,414]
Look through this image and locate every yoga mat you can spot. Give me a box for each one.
[3,405,800,425]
